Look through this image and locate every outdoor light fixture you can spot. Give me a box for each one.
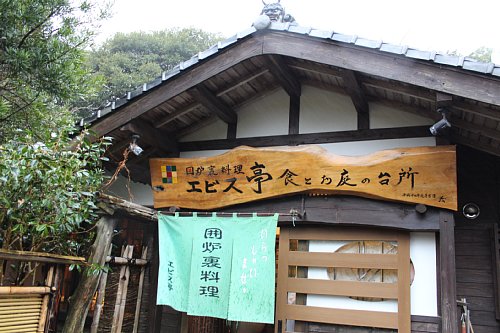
[429,108,451,135]
[129,134,143,156]
[462,203,480,220]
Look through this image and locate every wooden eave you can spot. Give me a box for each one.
[85,29,500,184]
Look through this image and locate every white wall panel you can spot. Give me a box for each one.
[236,89,289,138]
[300,86,357,133]
[370,102,434,128]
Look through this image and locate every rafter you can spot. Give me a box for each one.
[154,102,201,129]
[190,85,237,124]
[120,119,178,154]
[265,54,301,97]
[341,69,370,129]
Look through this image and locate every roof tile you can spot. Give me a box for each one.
[198,44,219,60]
[354,38,382,49]
[287,25,312,34]
[237,26,257,38]
[180,55,199,70]
[218,35,238,49]
[379,43,408,54]
[309,29,334,39]
[331,33,357,44]
[405,49,436,61]
[462,60,495,74]
[492,66,500,77]
[434,54,464,67]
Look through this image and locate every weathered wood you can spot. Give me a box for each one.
[147,231,162,333]
[133,246,148,333]
[105,256,148,266]
[341,70,370,129]
[111,245,133,333]
[178,126,433,151]
[222,195,441,231]
[265,54,301,97]
[99,193,157,221]
[0,249,85,265]
[155,102,200,129]
[262,33,500,106]
[439,211,458,333]
[288,94,300,135]
[90,245,113,333]
[61,215,118,333]
[190,85,237,124]
[37,266,54,333]
[120,118,178,153]
[150,145,457,210]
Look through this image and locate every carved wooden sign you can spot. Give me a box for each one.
[149,145,457,210]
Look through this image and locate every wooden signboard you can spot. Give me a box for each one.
[149,145,457,210]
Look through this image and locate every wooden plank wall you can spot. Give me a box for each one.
[454,146,500,333]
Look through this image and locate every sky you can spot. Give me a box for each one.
[96,0,500,62]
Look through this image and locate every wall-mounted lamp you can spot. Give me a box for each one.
[429,108,451,135]
[129,134,143,156]
[462,203,480,220]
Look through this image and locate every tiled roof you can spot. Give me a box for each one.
[80,22,500,126]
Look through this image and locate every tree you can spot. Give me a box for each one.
[468,46,493,63]
[0,0,111,141]
[0,127,111,284]
[77,28,223,115]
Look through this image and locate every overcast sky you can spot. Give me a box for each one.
[96,0,500,62]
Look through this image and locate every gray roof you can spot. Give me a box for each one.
[80,22,500,126]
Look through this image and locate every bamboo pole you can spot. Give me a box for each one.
[106,256,148,266]
[0,286,51,295]
[110,245,133,333]
[37,266,55,332]
[90,245,113,333]
[132,246,148,333]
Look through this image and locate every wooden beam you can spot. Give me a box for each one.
[154,102,200,129]
[215,68,269,97]
[89,32,500,140]
[452,100,500,122]
[289,94,300,135]
[262,33,500,105]
[266,54,301,97]
[89,37,263,138]
[98,193,157,221]
[120,119,178,153]
[439,211,458,333]
[362,76,436,102]
[0,249,85,265]
[341,70,370,129]
[178,125,432,151]
[436,92,453,107]
[451,131,500,157]
[189,85,237,124]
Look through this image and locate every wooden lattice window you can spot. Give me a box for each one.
[275,227,411,333]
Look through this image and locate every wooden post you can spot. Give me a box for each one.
[439,211,459,333]
[90,245,113,333]
[133,246,148,333]
[61,215,118,333]
[111,244,134,333]
[37,266,55,332]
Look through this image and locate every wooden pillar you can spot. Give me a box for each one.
[147,230,162,333]
[439,210,459,333]
[61,215,118,333]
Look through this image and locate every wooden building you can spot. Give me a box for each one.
[81,9,500,333]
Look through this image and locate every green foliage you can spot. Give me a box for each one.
[468,46,492,63]
[0,126,111,258]
[77,28,224,114]
[0,0,111,141]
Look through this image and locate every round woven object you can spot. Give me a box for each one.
[326,241,415,302]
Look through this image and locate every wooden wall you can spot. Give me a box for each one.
[454,146,500,333]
